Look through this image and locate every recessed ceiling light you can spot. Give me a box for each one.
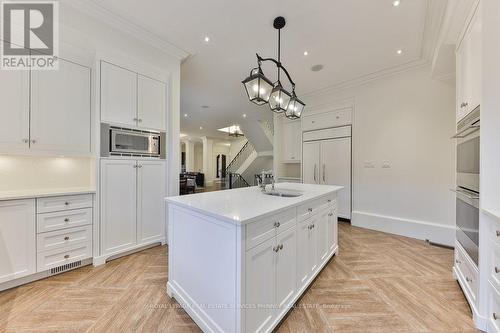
[184,113,188,117]
[242,113,247,118]
[397,49,403,55]
[303,51,308,56]
[204,36,210,43]
[392,0,401,6]
[199,126,203,130]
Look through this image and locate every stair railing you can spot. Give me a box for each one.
[228,172,250,189]
[225,140,254,175]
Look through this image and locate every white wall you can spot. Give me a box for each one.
[228,137,247,162]
[194,143,203,173]
[303,65,456,245]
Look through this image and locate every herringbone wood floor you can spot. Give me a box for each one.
[0,223,479,333]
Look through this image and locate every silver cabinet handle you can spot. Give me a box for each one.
[64,202,70,206]
[64,218,69,222]
[31,139,36,144]
[64,254,70,259]
[133,117,138,121]
[273,246,279,253]
[328,213,333,217]
[495,267,499,274]
[138,119,143,122]
[313,165,317,183]
[64,236,70,241]
[323,164,326,183]
[22,139,29,143]
[274,222,280,228]
[465,277,472,283]
[496,230,500,237]
[494,313,499,320]
[279,244,283,250]
[308,208,313,212]
[455,259,461,264]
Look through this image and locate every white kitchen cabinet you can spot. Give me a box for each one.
[303,127,352,219]
[281,120,301,163]
[0,199,36,284]
[321,138,352,219]
[245,237,276,333]
[456,4,481,122]
[328,206,338,254]
[100,158,166,258]
[31,58,91,154]
[137,160,166,244]
[138,75,166,131]
[100,159,138,254]
[275,226,297,310]
[316,208,330,265]
[101,61,138,128]
[0,69,30,152]
[302,141,320,184]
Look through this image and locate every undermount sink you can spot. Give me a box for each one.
[262,190,303,197]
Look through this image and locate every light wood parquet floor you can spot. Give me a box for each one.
[0,223,479,333]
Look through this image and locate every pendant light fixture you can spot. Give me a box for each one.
[242,16,305,119]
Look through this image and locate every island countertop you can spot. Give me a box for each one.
[165,182,343,225]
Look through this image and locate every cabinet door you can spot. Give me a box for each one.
[327,207,338,255]
[137,75,166,131]
[321,138,351,219]
[0,69,30,152]
[275,226,297,310]
[296,218,311,290]
[316,208,330,266]
[101,61,137,127]
[456,33,470,121]
[282,121,301,162]
[137,160,166,244]
[30,58,91,153]
[0,199,35,283]
[308,215,318,274]
[466,6,481,113]
[100,159,137,254]
[245,237,275,333]
[302,141,320,184]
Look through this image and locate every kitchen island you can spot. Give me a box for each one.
[165,183,343,333]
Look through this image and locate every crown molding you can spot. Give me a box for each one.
[63,0,190,61]
[302,58,429,99]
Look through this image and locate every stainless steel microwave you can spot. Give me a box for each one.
[101,123,166,159]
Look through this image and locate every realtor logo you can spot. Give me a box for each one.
[1,1,59,70]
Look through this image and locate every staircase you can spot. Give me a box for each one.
[224,118,275,189]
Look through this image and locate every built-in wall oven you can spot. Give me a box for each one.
[452,108,480,265]
[101,123,166,159]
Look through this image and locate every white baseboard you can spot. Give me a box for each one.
[351,211,455,246]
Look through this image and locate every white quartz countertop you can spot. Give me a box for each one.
[0,187,96,201]
[165,183,343,225]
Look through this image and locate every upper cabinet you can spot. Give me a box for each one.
[31,58,91,154]
[101,62,137,128]
[138,75,166,130]
[0,47,91,155]
[0,70,30,152]
[281,119,301,163]
[101,61,167,131]
[456,4,481,122]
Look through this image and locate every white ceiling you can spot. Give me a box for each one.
[91,0,431,139]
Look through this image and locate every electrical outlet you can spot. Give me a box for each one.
[364,161,375,168]
[382,161,391,169]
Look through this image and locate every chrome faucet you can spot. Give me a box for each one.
[258,171,275,192]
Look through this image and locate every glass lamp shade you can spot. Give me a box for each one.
[242,68,274,105]
[269,82,292,113]
[285,94,305,119]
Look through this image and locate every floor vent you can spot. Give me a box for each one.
[50,260,82,275]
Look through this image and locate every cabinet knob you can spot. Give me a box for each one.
[455,259,461,264]
[273,246,279,253]
[64,202,70,206]
[308,208,313,212]
[465,277,472,283]
[64,254,70,259]
[279,244,283,250]
[328,213,333,217]
[64,236,70,241]
[496,230,500,237]
[138,164,143,168]
[274,222,280,228]
[138,119,143,122]
[22,139,29,143]
[493,313,499,320]
[495,267,499,274]
[64,218,69,222]
[31,139,36,144]
[327,199,332,203]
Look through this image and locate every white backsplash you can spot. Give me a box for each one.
[0,155,94,191]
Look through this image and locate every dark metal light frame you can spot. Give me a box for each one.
[242,16,305,119]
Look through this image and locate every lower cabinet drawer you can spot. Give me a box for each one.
[297,195,335,222]
[489,282,500,333]
[37,241,92,272]
[37,208,92,233]
[491,241,500,291]
[246,209,296,250]
[37,225,92,252]
[455,242,478,302]
[36,194,93,214]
